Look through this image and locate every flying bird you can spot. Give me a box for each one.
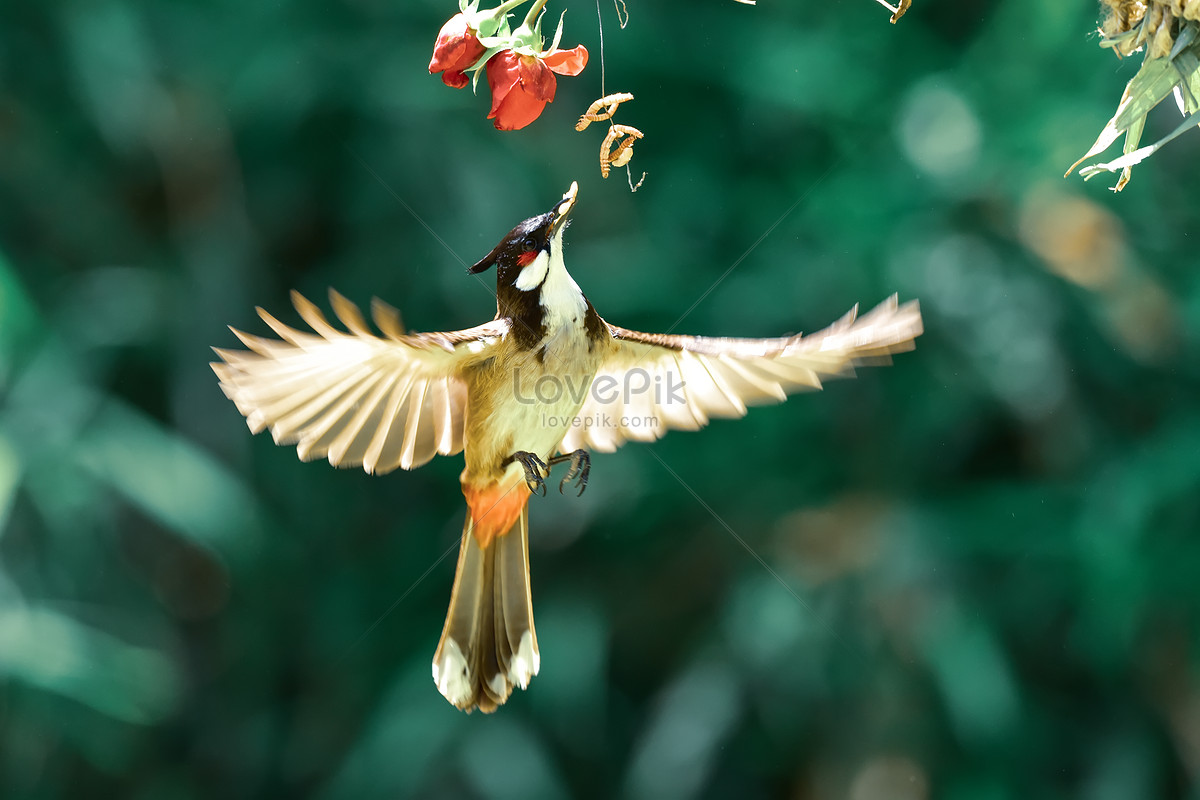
[212,182,923,713]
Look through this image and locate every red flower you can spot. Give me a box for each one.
[429,13,487,89]
[485,46,588,130]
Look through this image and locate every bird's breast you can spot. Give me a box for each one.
[461,314,603,481]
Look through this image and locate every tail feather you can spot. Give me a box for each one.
[432,504,538,712]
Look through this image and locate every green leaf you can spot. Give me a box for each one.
[1079,106,1200,182]
[1112,57,1176,131]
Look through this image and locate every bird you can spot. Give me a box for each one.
[211,181,923,713]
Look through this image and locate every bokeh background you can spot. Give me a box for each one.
[3,0,1200,797]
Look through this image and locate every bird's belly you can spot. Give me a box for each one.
[495,376,590,457]
[502,336,597,457]
[462,330,601,480]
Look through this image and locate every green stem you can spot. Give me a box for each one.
[490,0,531,16]
[475,0,530,39]
[521,0,548,29]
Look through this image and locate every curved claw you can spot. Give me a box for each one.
[509,451,548,497]
[558,473,587,497]
[555,450,590,497]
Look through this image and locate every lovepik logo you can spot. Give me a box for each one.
[512,367,685,406]
[539,412,660,430]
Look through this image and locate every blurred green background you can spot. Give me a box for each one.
[2,0,1200,797]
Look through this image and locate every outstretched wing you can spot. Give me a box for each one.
[212,289,508,474]
[561,295,922,453]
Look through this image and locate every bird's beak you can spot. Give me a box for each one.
[550,181,577,234]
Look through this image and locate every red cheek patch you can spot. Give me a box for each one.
[517,250,539,267]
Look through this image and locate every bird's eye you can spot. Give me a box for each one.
[521,235,540,250]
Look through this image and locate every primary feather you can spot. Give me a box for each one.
[211,289,507,473]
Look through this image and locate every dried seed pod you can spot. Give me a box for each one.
[598,124,644,178]
[576,93,635,131]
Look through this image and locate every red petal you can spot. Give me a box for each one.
[489,90,549,130]
[486,51,522,119]
[517,55,556,102]
[543,45,588,76]
[441,69,469,89]
[429,13,485,74]
[434,13,470,42]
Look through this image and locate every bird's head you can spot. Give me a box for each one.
[469,182,577,292]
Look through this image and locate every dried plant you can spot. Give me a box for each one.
[1069,1,1200,189]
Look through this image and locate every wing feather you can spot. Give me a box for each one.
[562,295,921,453]
[363,371,419,474]
[294,368,391,462]
[399,378,431,471]
[212,290,507,473]
[329,288,374,337]
[257,307,316,347]
[271,364,379,446]
[714,356,788,403]
[328,370,403,467]
[430,376,466,456]
[370,298,407,341]
[291,290,344,340]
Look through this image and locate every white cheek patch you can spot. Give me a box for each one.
[514,251,549,291]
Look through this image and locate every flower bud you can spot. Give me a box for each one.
[428,13,487,89]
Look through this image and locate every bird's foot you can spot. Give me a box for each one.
[507,451,549,496]
[547,449,591,496]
